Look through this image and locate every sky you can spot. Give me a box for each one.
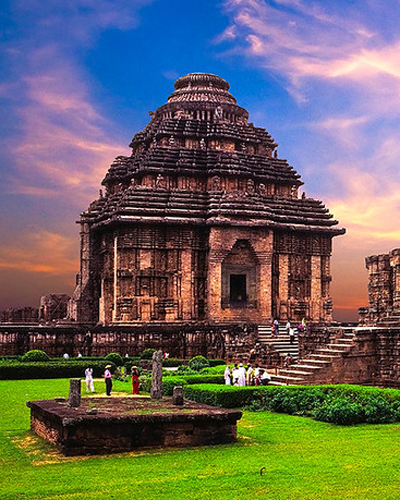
[2,0,400,322]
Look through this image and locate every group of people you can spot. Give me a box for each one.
[224,363,271,386]
[84,365,141,396]
[272,318,307,343]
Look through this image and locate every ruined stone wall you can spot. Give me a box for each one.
[0,324,257,361]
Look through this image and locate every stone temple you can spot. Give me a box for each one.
[70,73,345,328]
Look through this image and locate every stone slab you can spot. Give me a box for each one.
[26,396,242,456]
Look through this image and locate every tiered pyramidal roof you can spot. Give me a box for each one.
[82,72,343,233]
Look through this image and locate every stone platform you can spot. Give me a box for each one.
[26,396,242,456]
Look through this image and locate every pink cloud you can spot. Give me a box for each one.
[0,231,77,276]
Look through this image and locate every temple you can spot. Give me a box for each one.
[70,73,345,327]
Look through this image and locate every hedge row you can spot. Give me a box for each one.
[0,360,115,380]
[141,374,224,396]
[182,384,400,425]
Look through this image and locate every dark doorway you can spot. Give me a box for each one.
[230,274,247,306]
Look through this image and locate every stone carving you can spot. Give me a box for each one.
[151,350,163,399]
[215,106,223,120]
[68,379,81,407]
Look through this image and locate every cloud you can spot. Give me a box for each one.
[0,1,155,205]
[0,231,77,276]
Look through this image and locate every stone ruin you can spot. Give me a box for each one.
[359,248,400,326]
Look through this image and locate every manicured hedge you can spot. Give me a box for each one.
[0,360,115,380]
[141,374,224,396]
[184,384,268,408]
[182,384,400,425]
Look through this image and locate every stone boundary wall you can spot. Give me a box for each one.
[0,324,258,362]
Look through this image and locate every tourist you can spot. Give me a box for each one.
[232,363,240,385]
[63,352,69,359]
[246,363,254,386]
[224,365,231,385]
[104,365,113,396]
[131,366,140,394]
[85,366,95,393]
[283,353,293,370]
[289,327,295,344]
[260,369,271,385]
[238,363,246,386]
[273,319,279,336]
[285,320,291,335]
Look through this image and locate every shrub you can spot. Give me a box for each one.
[188,355,209,371]
[364,398,396,424]
[208,359,226,367]
[0,360,115,380]
[184,384,267,408]
[313,398,365,425]
[141,348,156,360]
[162,357,183,367]
[22,350,50,362]
[105,353,124,366]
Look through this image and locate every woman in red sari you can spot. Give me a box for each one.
[131,366,140,394]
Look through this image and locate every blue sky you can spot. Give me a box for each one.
[2,0,400,320]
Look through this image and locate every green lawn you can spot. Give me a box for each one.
[1,379,400,499]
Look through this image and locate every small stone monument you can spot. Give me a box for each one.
[68,378,81,407]
[172,386,184,406]
[150,350,163,399]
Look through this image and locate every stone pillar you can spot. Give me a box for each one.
[151,350,163,399]
[68,379,81,407]
[172,386,184,406]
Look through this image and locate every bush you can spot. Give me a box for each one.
[188,355,209,371]
[141,348,156,360]
[0,360,115,380]
[313,398,365,425]
[364,398,396,424]
[105,353,124,366]
[22,350,50,362]
[184,384,267,408]
[208,359,226,367]
[162,357,183,367]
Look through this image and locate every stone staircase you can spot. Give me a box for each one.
[257,324,299,362]
[269,328,356,386]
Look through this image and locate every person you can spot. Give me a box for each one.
[246,363,254,386]
[63,352,69,359]
[237,363,246,386]
[77,352,83,358]
[273,319,279,336]
[283,353,293,370]
[131,366,140,394]
[85,366,95,393]
[253,363,261,385]
[285,320,291,335]
[232,364,240,386]
[104,365,112,396]
[260,369,271,385]
[224,365,231,385]
[289,327,295,344]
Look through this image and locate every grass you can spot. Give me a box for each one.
[2,379,400,499]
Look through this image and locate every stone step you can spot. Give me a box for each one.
[271,374,306,383]
[319,348,348,354]
[294,363,327,370]
[278,368,313,376]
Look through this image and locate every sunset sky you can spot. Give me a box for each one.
[2,0,400,321]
